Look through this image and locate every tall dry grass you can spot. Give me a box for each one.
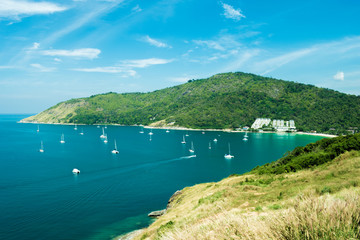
[159,190,360,240]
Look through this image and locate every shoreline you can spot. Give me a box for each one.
[19,120,337,138]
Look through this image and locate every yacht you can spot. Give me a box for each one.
[181,135,186,144]
[60,133,65,144]
[72,168,80,174]
[39,141,44,153]
[189,141,195,153]
[224,143,234,159]
[111,140,119,154]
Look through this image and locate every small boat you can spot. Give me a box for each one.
[37,125,39,132]
[185,132,189,137]
[202,131,205,134]
[100,127,106,138]
[74,124,77,130]
[60,133,65,144]
[224,143,234,159]
[139,127,144,134]
[166,129,170,133]
[97,125,100,128]
[104,134,108,143]
[149,129,153,135]
[189,141,195,153]
[213,138,218,142]
[104,125,107,129]
[80,128,84,135]
[243,132,248,141]
[181,135,186,144]
[39,141,44,153]
[72,168,80,174]
[208,142,211,149]
[111,140,119,154]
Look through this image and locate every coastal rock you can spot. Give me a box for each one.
[167,190,182,209]
[148,209,166,218]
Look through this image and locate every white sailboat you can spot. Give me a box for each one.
[181,135,186,144]
[100,127,106,138]
[189,141,195,153]
[149,129,153,135]
[60,133,65,144]
[224,143,234,159]
[185,132,189,137]
[139,126,144,134]
[103,134,108,143]
[208,142,211,149]
[72,168,80,174]
[166,129,170,133]
[243,131,248,141]
[39,141,44,153]
[37,125,39,132]
[74,124,77,130]
[80,128,84,135]
[111,140,119,154]
[213,138,218,142]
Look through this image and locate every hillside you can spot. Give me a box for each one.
[22,72,360,133]
[125,134,360,240]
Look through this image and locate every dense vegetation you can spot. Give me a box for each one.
[25,72,360,133]
[252,133,360,174]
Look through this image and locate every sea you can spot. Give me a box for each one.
[0,114,325,240]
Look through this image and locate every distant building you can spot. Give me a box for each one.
[251,118,296,132]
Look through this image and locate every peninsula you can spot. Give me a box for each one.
[22,72,360,134]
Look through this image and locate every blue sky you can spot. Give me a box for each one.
[1,0,360,113]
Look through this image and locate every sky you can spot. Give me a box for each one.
[1,0,360,113]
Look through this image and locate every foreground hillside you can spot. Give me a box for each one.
[22,72,360,133]
[126,134,360,240]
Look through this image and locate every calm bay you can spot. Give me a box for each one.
[0,115,325,240]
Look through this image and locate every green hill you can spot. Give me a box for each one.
[124,133,360,240]
[22,72,360,133]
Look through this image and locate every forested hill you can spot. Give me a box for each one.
[22,72,360,133]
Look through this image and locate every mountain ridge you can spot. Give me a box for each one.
[21,72,360,133]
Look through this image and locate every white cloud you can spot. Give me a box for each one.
[0,0,67,20]
[221,2,245,21]
[121,58,174,68]
[30,63,55,72]
[30,42,40,50]
[54,58,62,62]
[333,71,344,81]
[193,40,225,51]
[0,66,14,69]
[255,47,317,75]
[42,48,101,59]
[74,67,136,76]
[73,58,173,76]
[132,4,142,13]
[143,35,171,48]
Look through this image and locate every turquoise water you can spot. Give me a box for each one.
[0,115,325,240]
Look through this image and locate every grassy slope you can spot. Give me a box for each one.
[134,150,360,240]
[130,134,360,239]
[22,72,360,133]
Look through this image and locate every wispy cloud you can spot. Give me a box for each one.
[255,47,317,75]
[42,48,101,59]
[0,0,67,20]
[120,58,174,68]
[142,35,171,48]
[0,66,14,69]
[221,2,245,21]
[333,71,344,81]
[193,40,225,51]
[73,58,173,76]
[132,4,142,13]
[30,63,55,72]
[30,42,40,50]
[74,67,136,76]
